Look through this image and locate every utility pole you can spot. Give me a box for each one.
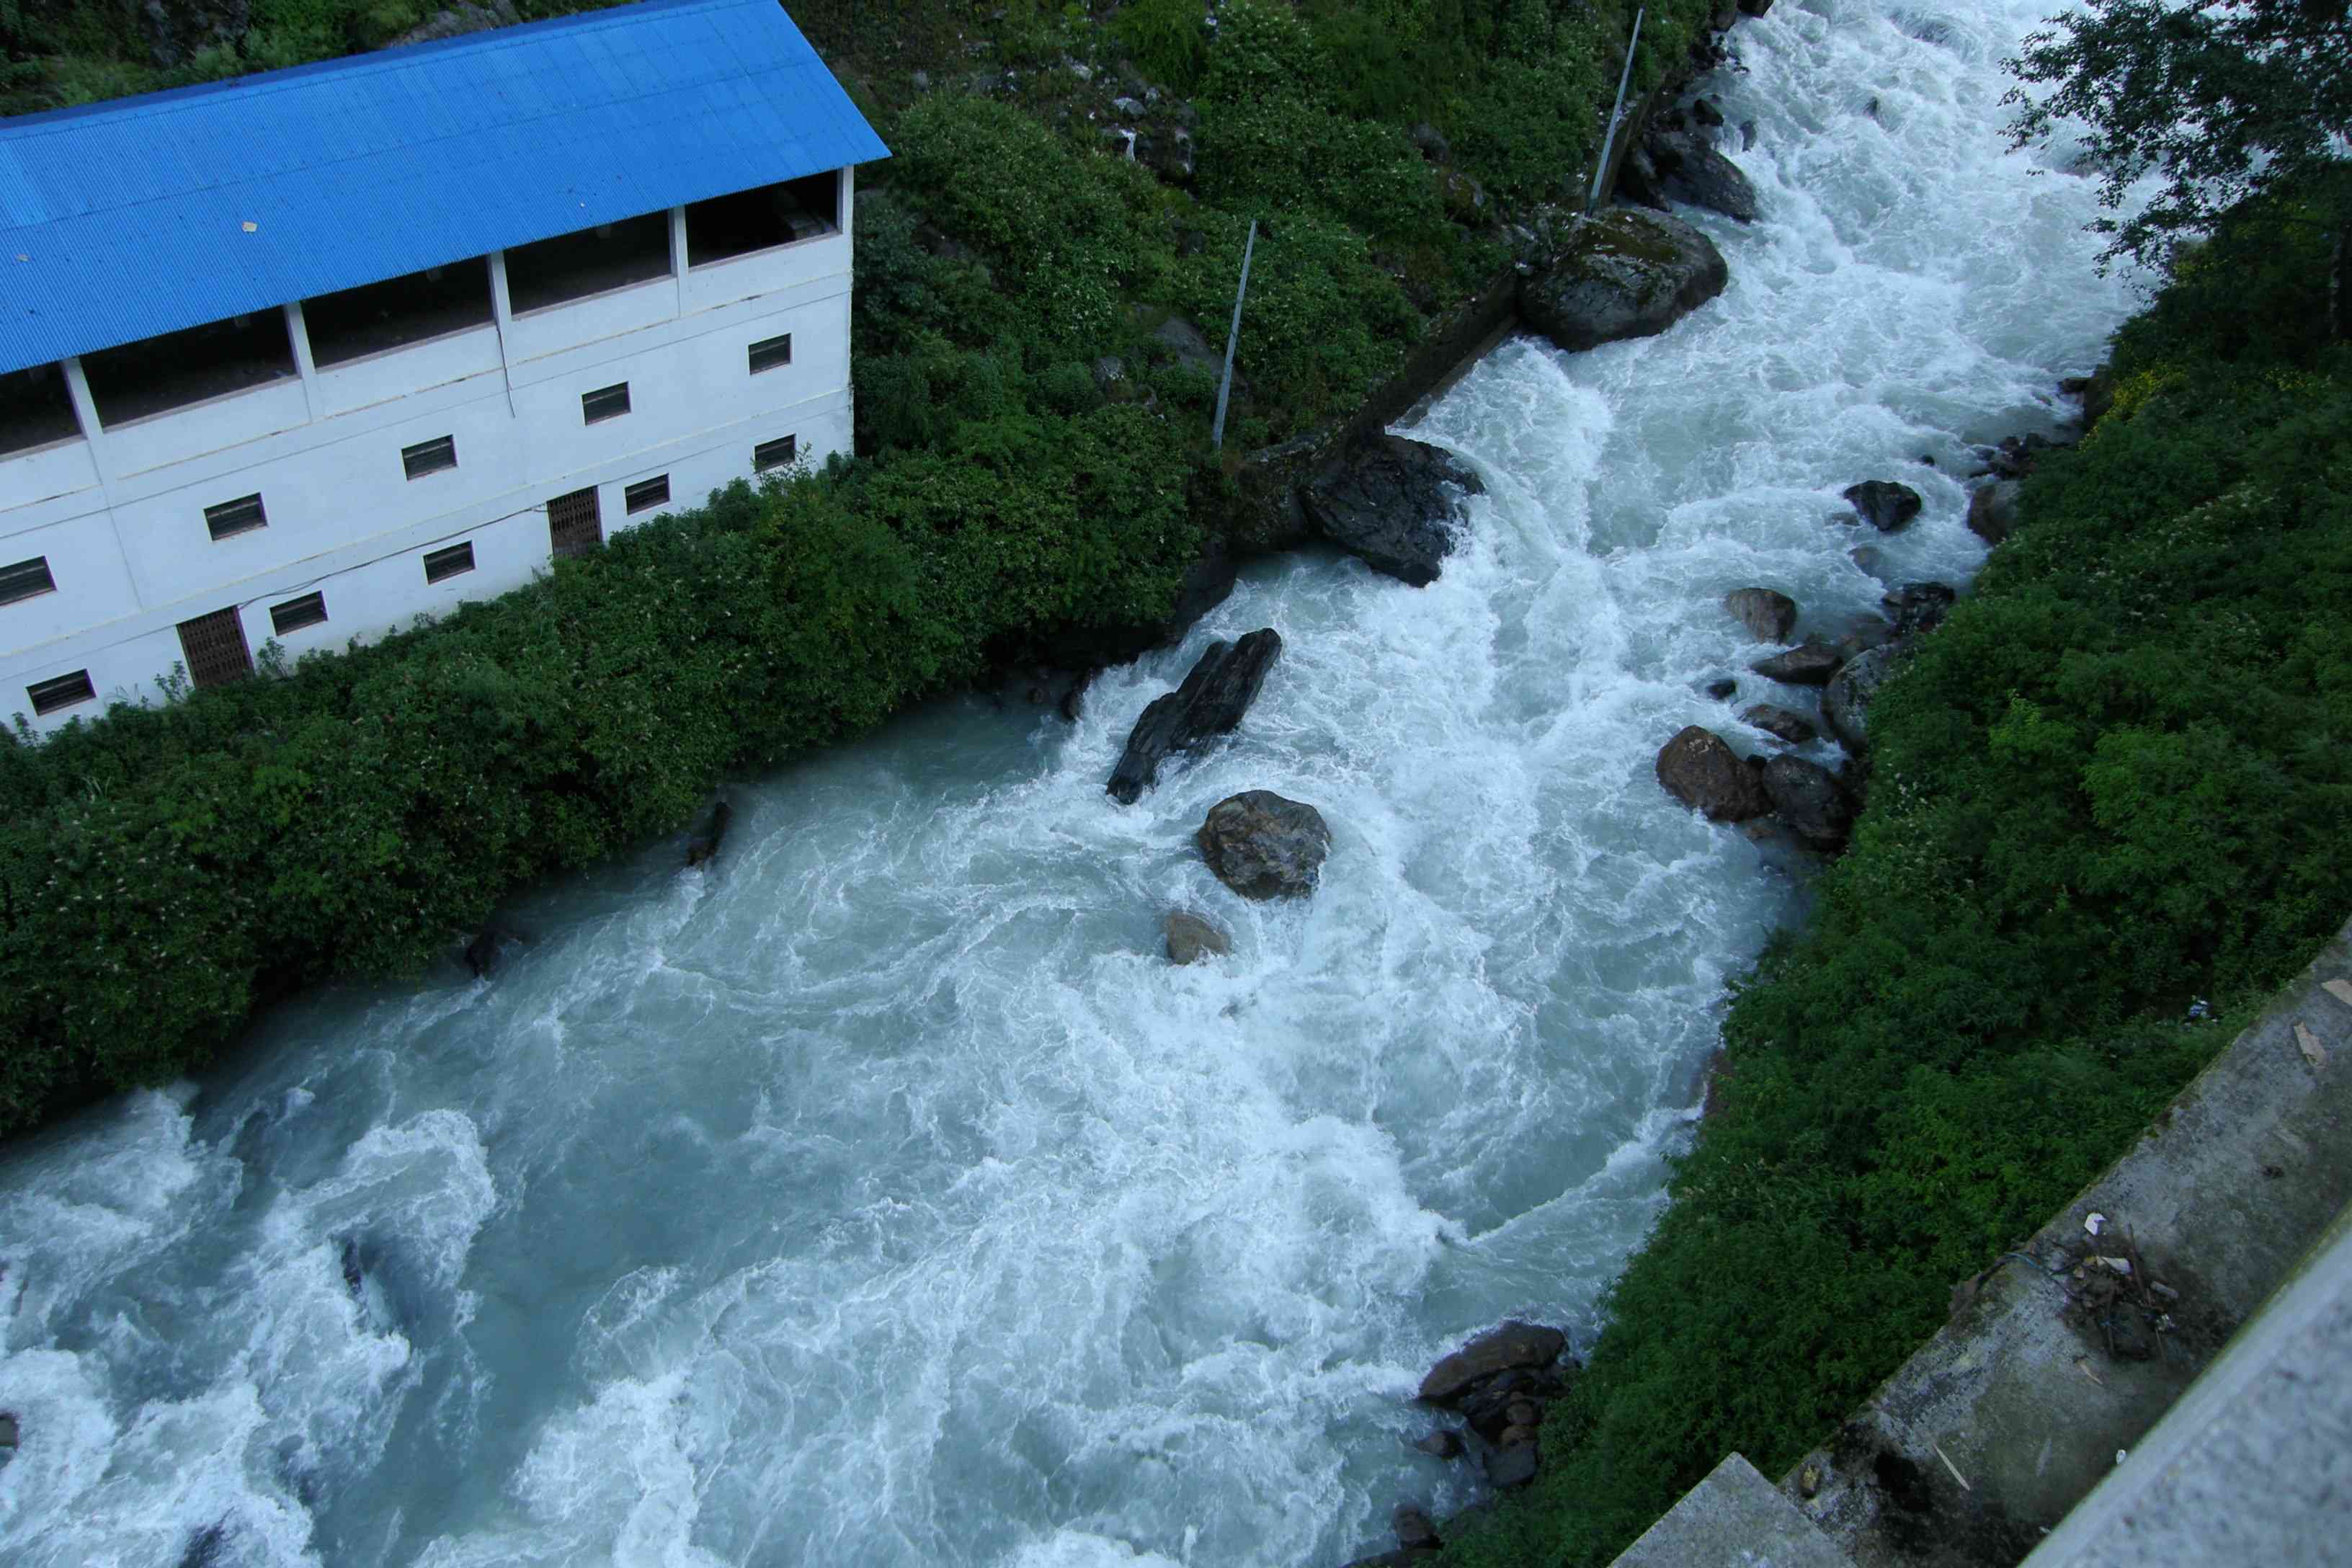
[1211,218,1257,453]
[1587,8,1647,215]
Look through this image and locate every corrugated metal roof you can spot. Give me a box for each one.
[0,0,888,376]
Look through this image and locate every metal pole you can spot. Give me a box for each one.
[1210,218,1257,453]
[1586,7,1646,215]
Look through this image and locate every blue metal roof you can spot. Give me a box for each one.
[0,0,888,376]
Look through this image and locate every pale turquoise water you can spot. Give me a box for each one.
[0,5,2142,1564]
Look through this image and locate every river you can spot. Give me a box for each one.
[0,4,2141,1564]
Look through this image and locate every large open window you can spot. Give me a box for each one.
[686,172,839,267]
[81,313,296,427]
[304,258,494,367]
[504,211,672,314]
[0,364,81,457]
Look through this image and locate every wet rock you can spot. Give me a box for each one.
[1196,791,1332,900]
[1108,630,1283,803]
[685,799,732,868]
[177,1523,230,1568]
[1850,544,1885,578]
[1650,129,1761,223]
[1843,480,1924,532]
[1724,587,1798,641]
[1395,1506,1442,1550]
[1414,1429,1464,1460]
[338,1234,365,1296]
[1484,1441,1541,1488]
[1740,0,1774,12]
[1968,478,2022,544]
[1824,644,1900,754]
[1520,208,1729,354]
[1299,437,1484,587]
[0,1411,17,1448]
[1657,726,1773,821]
[1419,1322,1569,1404]
[1703,676,1740,700]
[1742,703,1817,744]
[462,925,504,979]
[1762,754,1858,852]
[1981,432,2062,479]
[1751,642,1845,686]
[1882,582,1956,642]
[1164,911,1231,966]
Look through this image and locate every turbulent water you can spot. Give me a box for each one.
[0,6,2142,1565]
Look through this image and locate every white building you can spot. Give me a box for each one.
[0,0,887,734]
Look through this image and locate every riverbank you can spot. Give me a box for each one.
[1422,159,2352,1568]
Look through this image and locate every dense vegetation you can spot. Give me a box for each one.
[0,0,1718,1134]
[1438,183,2352,1566]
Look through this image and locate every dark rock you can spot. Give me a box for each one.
[1740,119,1759,151]
[1703,676,1740,700]
[1108,630,1283,804]
[1059,669,1092,723]
[1741,704,1817,744]
[1196,791,1332,900]
[0,1412,18,1448]
[1832,615,1896,660]
[1164,911,1232,966]
[1136,124,1195,185]
[1505,1399,1543,1428]
[1690,97,1725,128]
[1418,1322,1569,1404]
[1520,208,1729,354]
[1751,642,1845,686]
[1409,122,1451,162]
[685,799,732,868]
[1498,1422,1541,1448]
[1395,1506,1442,1550]
[1414,1429,1464,1460]
[1824,644,1900,754]
[1740,0,1774,12]
[1342,1553,1430,1568]
[1724,587,1798,641]
[1843,480,1923,532]
[1967,478,2022,545]
[1881,582,1956,642]
[1849,544,1885,578]
[338,1235,365,1296]
[463,926,504,979]
[1762,754,1858,852]
[1657,727,1773,821]
[1299,437,1484,586]
[1648,128,1761,223]
[1984,432,2062,480]
[177,1523,230,1568]
[1484,1441,1540,1488]
[1164,536,1240,645]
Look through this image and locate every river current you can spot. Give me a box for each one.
[0,4,2141,1564]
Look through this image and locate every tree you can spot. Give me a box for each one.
[2005,0,2352,334]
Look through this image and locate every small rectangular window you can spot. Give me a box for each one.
[624,475,670,514]
[582,382,631,423]
[402,435,458,479]
[204,493,267,540]
[747,334,792,374]
[1,555,57,605]
[27,669,94,716]
[270,591,328,636]
[423,541,476,583]
[754,435,797,472]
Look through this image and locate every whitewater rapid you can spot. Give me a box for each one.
[0,4,2140,1564]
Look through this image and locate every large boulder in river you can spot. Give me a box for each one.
[1623,120,1761,223]
[1723,587,1797,642]
[1751,642,1845,687]
[1419,1322,1569,1404]
[1741,703,1817,744]
[1843,480,1923,532]
[1824,644,1900,754]
[1762,754,1857,852]
[1108,631,1283,804]
[1164,911,1231,965]
[1967,478,2022,544]
[1196,791,1331,899]
[1299,437,1484,586]
[1656,726,1772,821]
[1520,208,1729,354]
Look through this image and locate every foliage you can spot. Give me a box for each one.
[1438,239,2352,1565]
[2005,0,2352,288]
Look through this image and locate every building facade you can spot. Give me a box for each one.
[0,0,887,734]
